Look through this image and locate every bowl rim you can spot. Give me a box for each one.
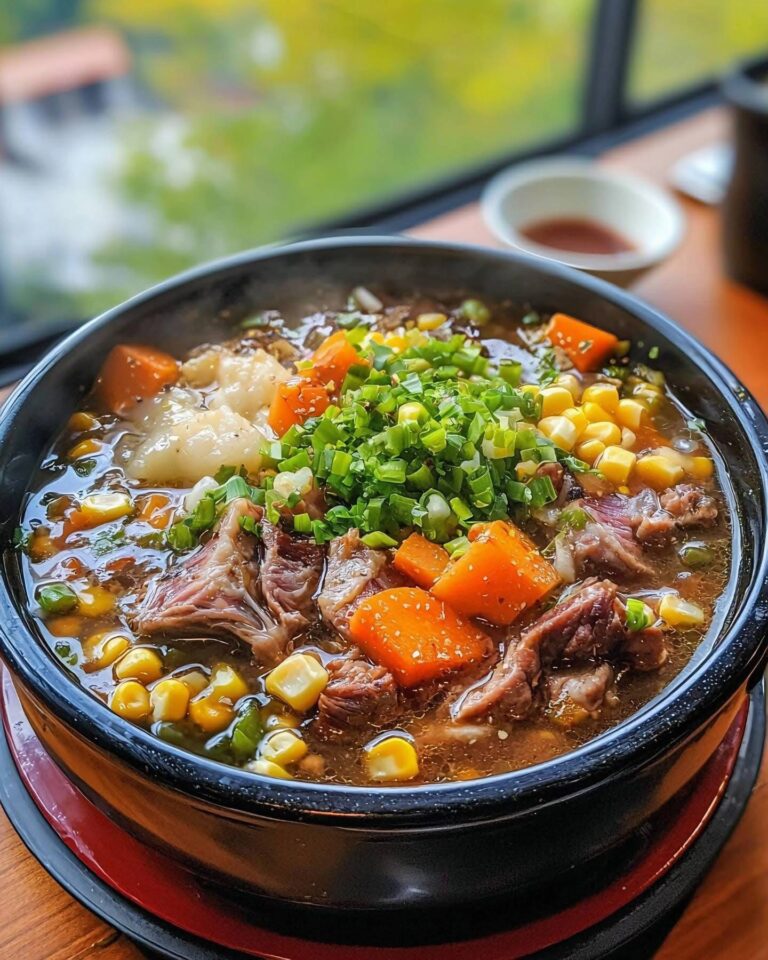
[481,156,686,273]
[1,234,766,827]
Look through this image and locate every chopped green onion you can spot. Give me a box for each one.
[625,597,653,632]
[37,582,78,615]
[293,513,312,534]
[361,531,398,548]
[167,522,195,552]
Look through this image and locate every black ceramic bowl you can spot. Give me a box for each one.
[1,237,767,920]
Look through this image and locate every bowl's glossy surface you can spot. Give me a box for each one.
[0,237,766,910]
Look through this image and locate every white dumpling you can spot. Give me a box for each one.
[182,347,289,421]
[126,391,265,482]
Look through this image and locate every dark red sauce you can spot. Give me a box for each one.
[520,217,635,255]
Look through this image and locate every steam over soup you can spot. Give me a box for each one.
[19,292,730,785]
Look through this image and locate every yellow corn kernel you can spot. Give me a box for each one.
[46,614,84,637]
[264,709,301,730]
[659,594,705,628]
[67,438,102,460]
[110,680,150,722]
[365,735,419,783]
[150,678,191,722]
[582,401,613,423]
[620,428,636,450]
[597,445,637,485]
[581,421,622,446]
[77,492,133,528]
[539,386,574,418]
[189,697,234,733]
[84,632,130,672]
[68,411,99,432]
[632,383,664,411]
[178,669,210,696]
[538,416,578,451]
[259,729,308,766]
[248,758,293,779]
[521,384,540,399]
[115,647,164,684]
[209,663,249,705]
[556,374,582,401]
[562,406,588,437]
[690,456,714,481]
[416,312,447,331]
[576,439,605,465]
[75,584,116,618]
[384,333,407,352]
[265,654,329,712]
[635,455,685,490]
[582,383,619,415]
[515,459,539,479]
[616,398,647,430]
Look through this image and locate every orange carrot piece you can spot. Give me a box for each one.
[268,378,330,436]
[431,520,559,626]
[348,587,490,686]
[303,330,368,391]
[393,533,450,589]
[96,344,178,415]
[546,312,619,373]
[136,493,173,530]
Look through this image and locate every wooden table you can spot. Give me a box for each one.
[2,107,767,960]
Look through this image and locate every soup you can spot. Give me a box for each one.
[18,292,730,786]
[519,217,636,256]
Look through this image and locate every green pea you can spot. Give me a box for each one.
[37,582,78,615]
[679,543,714,569]
[459,299,491,326]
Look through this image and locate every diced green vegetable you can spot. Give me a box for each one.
[625,597,653,632]
[679,543,714,569]
[38,582,78,615]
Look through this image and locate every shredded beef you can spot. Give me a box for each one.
[546,663,615,717]
[628,484,718,543]
[134,499,288,663]
[565,498,654,578]
[315,657,401,737]
[260,520,324,634]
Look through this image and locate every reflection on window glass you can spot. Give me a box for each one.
[630,0,768,103]
[0,0,591,327]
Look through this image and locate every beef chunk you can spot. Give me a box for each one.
[453,579,665,721]
[317,529,404,639]
[315,657,401,737]
[567,497,654,578]
[134,499,288,664]
[630,484,718,542]
[546,663,615,719]
[260,520,324,634]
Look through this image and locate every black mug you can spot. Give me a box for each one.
[722,63,768,296]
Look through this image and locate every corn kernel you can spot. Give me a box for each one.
[264,709,301,730]
[46,614,84,637]
[689,456,714,481]
[582,383,619,415]
[562,406,587,437]
[75,584,116,617]
[521,384,540,399]
[582,401,613,423]
[259,729,308,766]
[68,411,99,432]
[384,333,407,352]
[77,492,133,528]
[84,632,130,672]
[636,455,685,490]
[616,398,647,430]
[581,421,622,445]
[115,647,164,684]
[150,678,190,722]
[515,459,539,479]
[266,654,329,712]
[188,697,234,733]
[556,374,582,401]
[416,312,447,331]
[659,594,705,627]
[538,415,578,451]
[248,758,293,779]
[365,735,419,782]
[632,383,664,411]
[576,439,605,465]
[209,663,249,705]
[621,428,636,450]
[539,386,574,418]
[596,445,637,485]
[110,680,150,722]
[178,669,209,696]
[67,438,102,460]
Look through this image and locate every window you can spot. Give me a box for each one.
[0,1,593,326]
[629,0,768,104]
